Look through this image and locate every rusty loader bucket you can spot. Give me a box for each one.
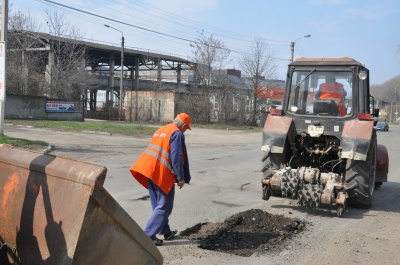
[0,144,163,265]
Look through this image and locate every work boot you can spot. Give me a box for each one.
[164,230,178,240]
[151,237,163,246]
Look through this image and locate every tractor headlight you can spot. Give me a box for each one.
[358,71,368,80]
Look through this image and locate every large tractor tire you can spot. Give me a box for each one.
[261,152,283,176]
[344,134,377,208]
[261,138,291,178]
[261,152,286,197]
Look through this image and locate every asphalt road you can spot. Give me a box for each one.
[4,122,400,265]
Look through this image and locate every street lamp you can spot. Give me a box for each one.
[104,24,124,121]
[290,34,311,62]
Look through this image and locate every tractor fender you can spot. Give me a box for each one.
[261,114,294,154]
[341,119,375,161]
[376,144,389,182]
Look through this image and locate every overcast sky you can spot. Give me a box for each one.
[12,0,400,85]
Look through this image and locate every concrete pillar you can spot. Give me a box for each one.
[90,90,93,110]
[108,55,115,107]
[128,65,134,122]
[89,89,97,110]
[21,50,29,94]
[45,45,54,96]
[177,63,182,90]
[134,58,139,121]
[157,59,162,90]
[191,63,198,91]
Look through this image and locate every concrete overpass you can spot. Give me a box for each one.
[11,31,198,113]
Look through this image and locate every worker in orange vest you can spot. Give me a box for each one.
[315,74,347,116]
[130,113,192,246]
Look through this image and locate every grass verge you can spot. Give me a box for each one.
[0,135,48,150]
[2,119,261,148]
[5,119,158,136]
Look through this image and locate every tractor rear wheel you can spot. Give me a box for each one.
[344,134,377,208]
[261,152,284,175]
[261,152,285,197]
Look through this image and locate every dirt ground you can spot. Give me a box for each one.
[180,209,307,257]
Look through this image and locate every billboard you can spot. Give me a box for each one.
[257,87,285,99]
[46,100,75,113]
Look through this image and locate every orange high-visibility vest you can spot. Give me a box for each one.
[130,123,179,195]
[319,82,347,116]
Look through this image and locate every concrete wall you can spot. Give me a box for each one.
[125,91,175,122]
[5,95,84,121]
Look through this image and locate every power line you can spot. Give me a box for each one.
[105,0,287,45]
[36,2,199,59]
[41,2,194,57]
[36,0,291,61]
[39,0,197,44]
[38,0,237,53]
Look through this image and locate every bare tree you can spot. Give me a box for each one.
[45,10,89,100]
[176,92,208,124]
[371,75,400,102]
[7,9,45,96]
[212,70,240,124]
[191,31,231,86]
[189,31,232,123]
[7,9,90,100]
[239,37,277,125]
[9,9,39,31]
[371,75,400,122]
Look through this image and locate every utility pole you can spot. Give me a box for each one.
[0,0,8,135]
[290,34,311,62]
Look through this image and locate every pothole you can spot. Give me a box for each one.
[180,209,307,257]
